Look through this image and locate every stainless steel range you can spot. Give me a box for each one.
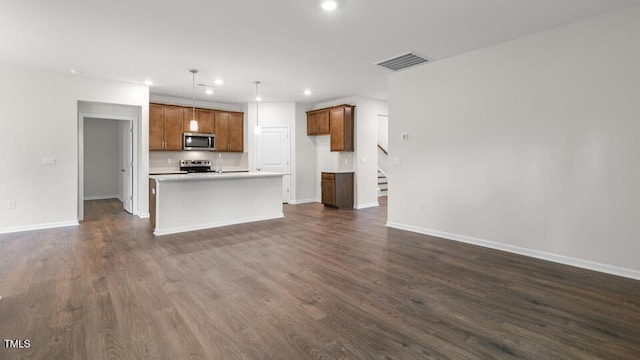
[179,159,213,173]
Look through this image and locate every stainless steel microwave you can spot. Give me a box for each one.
[183,132,215,151]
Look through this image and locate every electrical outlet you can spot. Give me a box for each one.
[8,200,16,209]
[401,133,409,141]
[167,158,172,164]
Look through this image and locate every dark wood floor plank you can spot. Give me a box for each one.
[0,198,639,359]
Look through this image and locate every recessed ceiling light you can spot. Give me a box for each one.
[321,0,337,11]
[214,79,224,86]
[255,96,263,102]
[144,80,153,86]
[304,89,312,96]
[69,68,81,75]
[205,88,214,95]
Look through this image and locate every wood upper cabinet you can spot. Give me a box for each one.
[183,108,214,134]
[307,104,354,152]
[228,112,244,152]
[149,104,184,151]
[330,105,354,152]
[149,103,243,152]
[163,107,184,150]
[149,104,164,150]
[214,111,244,152]
[306,109,330,135]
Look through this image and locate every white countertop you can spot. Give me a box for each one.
[150,171,283,182]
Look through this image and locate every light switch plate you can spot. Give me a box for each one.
[41,157,57,166]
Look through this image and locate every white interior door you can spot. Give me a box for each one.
[256,126,291,203]
[121,121,133,213]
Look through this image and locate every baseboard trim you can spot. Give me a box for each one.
[84,195,119,201]
[386,221,640,281]
[355,202,379,209]
[289,198,318,205]
[138,213,150,219]
[154,213,284,236]
[0,220,79,235]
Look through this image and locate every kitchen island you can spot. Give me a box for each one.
[149,172,284,236]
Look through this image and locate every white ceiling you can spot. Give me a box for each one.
[2,0,639,104]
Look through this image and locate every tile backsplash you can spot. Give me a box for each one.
[150,151,249,173]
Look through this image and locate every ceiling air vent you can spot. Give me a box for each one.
[376,52,428,71]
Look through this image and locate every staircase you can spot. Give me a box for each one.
[378,169,388,197]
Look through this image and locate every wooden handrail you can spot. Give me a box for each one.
[378,144,388,155]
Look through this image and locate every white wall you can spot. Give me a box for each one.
[150,94,242,112]
[377,115,389,152]
[293,103,316,203]
[377,115,391,175]
[246,102,295,170]
[354,98,388,208]
[246,102,297,201]
[0,64,148,233]
[388,6,640,278]
[84,118,119,199]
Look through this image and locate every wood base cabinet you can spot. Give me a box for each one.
[321,172,354,209]
[149,179,157,229]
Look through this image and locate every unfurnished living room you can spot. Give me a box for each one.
[1,1,640,359]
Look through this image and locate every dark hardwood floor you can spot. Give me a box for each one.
[1,198,639,359]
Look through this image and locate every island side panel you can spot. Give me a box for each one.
[154,176,283,235]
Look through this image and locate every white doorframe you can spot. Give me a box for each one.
[78,113,139,221]
[255,125,291,203]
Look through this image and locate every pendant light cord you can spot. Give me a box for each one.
[192,70,196,121]
[255,81,260,127]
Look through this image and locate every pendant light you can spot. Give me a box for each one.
[254,81,262,135]
[189,69,199,132]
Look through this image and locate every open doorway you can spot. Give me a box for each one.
[377,114,390,198]
[78,113,137,221]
